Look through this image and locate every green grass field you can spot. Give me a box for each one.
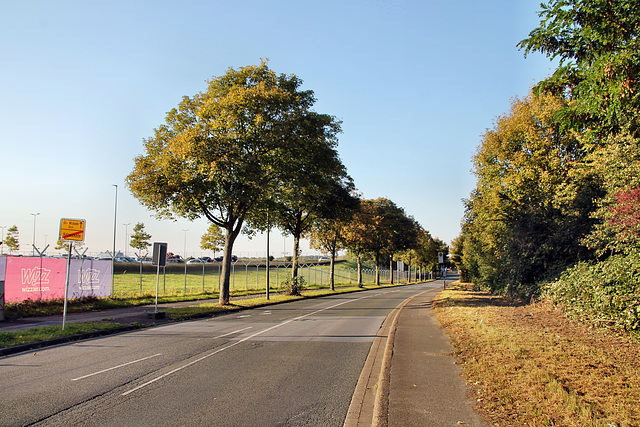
[112,261,384,297]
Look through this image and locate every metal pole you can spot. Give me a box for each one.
[123,223,131,257]
[155,261,160,313]
[111,185,118,295]
[62,242,72,330]
[183,229,188,293]
[266,224,270,300]
[31,213,40,256]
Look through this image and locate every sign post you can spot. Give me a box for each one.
[151,243,167,318]
[0,256,5,321]
[60,218,86,330]
[438,251,446,289]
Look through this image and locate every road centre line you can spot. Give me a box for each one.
[72,354,162,381]
[71,327,252,382]
[121,294,373,396]
[214,326,253,339]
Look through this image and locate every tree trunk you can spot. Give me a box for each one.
[329,249,335,291]
[389,256,394,285]
[288,211,303,296]
[357,257,363,286]
[292,234,300,281]
[219,225,240,305]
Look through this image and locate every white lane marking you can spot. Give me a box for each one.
[236,314,252,319]
[72,327,251,382]
[121,294,372,396]
[72,354,162,381]
[213,326,252,339]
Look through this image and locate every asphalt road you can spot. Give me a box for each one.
[0,282,439,426]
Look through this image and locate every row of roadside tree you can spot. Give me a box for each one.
[451,1,640,332]
[126,60,447,305]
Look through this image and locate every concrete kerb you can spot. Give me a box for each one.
[344,287,434,427]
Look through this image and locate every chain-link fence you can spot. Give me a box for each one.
[111,260,427,297]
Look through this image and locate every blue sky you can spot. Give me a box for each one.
[0,0,556,258]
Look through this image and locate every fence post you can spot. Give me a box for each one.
[0,279,4,321]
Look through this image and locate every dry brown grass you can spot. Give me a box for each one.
[434,283,640,427]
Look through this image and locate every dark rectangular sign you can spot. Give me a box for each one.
[152,243,168,267]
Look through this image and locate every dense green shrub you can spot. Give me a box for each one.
[282,276,306,296]
[544,250,640,331]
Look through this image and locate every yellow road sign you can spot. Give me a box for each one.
[59,218,86,242]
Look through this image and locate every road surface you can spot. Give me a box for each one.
[0,282,439,426]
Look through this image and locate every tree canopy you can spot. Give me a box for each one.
[200,224,225,254]
[4,225,19,254]
[459,0,640,331]
[130,222,151,255]
[341,198,419,286]
[126,61,344,304]
[519,0,640,138]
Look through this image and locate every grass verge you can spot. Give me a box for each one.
[0,322,127,348]
[163,285,370,321]
[0,283,397,348]
[434,283,640,427]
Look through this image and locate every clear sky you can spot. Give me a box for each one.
[0,0,556,259]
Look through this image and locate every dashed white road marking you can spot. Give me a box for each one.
[121,294,372,396]
[72,354,162,381]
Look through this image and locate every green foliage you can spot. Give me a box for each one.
[450,234,469,282]
[518,0,640,138]
[126,60,343,305]
[580,132,640,256]
[544,249,640,331]
[282,276,306,296]
[55,238,85,252]
[200,223,225,252]
[130,222,151,253]
[461,91,593,297]
[267,147,355,284]
[4,225,19,253]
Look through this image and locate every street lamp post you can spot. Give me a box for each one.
[183,229,189,293]
[31,213,40,256]
[123,223,131,257]
[112,185,118,294]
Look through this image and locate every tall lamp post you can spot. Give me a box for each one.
[183,229,189,293]
[31,212,40,256]
[112,184,118,294]
[123,223,131,257]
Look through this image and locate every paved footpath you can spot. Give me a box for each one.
[344,278,488,427]
[387,283,488,426]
